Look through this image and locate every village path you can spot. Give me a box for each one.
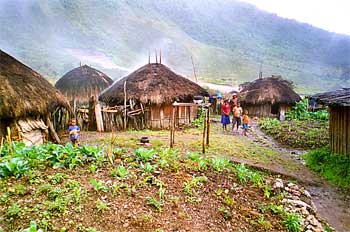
[223,120,350,232]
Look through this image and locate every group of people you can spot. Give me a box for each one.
[221,94,249,136]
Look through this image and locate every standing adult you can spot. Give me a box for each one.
[221,100,231,131]
[232,102,243,131]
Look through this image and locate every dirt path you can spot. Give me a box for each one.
[244,121,350,232]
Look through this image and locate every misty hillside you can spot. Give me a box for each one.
[1,0,350,93]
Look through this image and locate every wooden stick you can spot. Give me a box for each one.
[202,107,207,154]
[170,105,176,148]
[206,108,210,146]
[124,81,127,131]
[47,116,61,144]
[95,102,104,132]
[155,48,158,63]
[159,48,162,64]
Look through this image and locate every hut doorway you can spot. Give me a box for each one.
[271,103,279,115]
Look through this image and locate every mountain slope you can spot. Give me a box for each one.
[0,0,349,93]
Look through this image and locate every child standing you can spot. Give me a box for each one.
[221,100,231,131]
[68,118,80,146]
[242,110,249,136]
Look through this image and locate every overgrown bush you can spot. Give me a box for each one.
[286,98,328,121]
[304,147,350,187]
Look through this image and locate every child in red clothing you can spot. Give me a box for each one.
[221,100,231,131]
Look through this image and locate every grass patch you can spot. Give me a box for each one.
[259,118,329,149]
[303,147,350,187]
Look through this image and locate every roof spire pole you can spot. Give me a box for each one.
[148,49,150,64]
[259,62,263,79]
[159,48,162,64]
[155,48,158,64]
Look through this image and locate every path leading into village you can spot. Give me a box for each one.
[244,121,350,232]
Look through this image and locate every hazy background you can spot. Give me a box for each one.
[1,0,350,94]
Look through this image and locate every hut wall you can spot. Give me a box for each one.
[243,104,272,117]
[146,104,198,129]
[329,106,350,156]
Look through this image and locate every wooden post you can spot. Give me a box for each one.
[88,96,97,131]
[202,107,207,154]
[95,102,104,132]
[124,81,127,131]
[206,108,210,146]
[170,105,176,148]
[47,116,60,144]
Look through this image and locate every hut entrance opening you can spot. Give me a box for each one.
[271,103,279,115]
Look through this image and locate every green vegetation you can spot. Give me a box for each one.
[304,148,350,187]
[283,212,302,232]
[286,99,329,121]
[259,118,329,149]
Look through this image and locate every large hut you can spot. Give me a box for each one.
[55,65,114,109]
[0,50,70,145]
[310,88,350,156]
[239,76,301,118]
[99,63,208,129]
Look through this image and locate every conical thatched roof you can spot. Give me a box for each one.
[99,63,208,105]
[55,65,113,105]
[0,50,69,120]
[239,76,301,105]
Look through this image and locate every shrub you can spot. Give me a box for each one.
[304,147,350,187]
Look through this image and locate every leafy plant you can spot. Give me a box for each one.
[96,199,109,212]
[145,197,163,212]
[22,221,44,232]
[211,157,231,172]
[218,207,232,220]
[112,165,128,179]
[140,162,155,173]
[89,178,108,193]
[283,212,301,232]
[134,148,157,162]
[6,203,22,218]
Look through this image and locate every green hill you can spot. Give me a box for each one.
[1,0,349,93]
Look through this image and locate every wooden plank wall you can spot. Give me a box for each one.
[330,106,350,156]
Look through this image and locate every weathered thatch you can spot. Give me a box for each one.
[239,76,301,105]
[99,63,208,106]
[55,65,113,106]
[0,50,69,120]
[310,88,350,107]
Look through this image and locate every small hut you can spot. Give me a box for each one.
[55,65,113,109]
[311,88,350,155]
[99,63,208,129]
[0,50,70,145]
[239,76,301,118]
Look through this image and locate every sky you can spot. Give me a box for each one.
[240,0,350,35]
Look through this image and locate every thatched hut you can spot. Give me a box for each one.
[55,65,113,109]
[311,88,350,156]
[239,76,301,118]
[0,50,70,145]
[99,63,208,129]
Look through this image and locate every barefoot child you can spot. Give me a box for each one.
[68,118,80,146]
[242,110,249,136]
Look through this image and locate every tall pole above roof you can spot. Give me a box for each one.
[155,48,158,64]
[159,48,162,64]
[148,49,150,64]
